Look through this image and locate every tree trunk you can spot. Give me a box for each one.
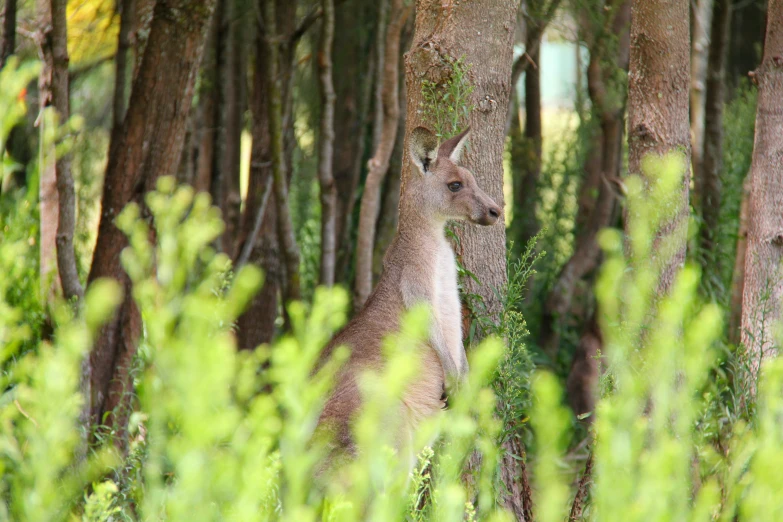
[221,0,246,257]
[265,0,301,303]
[87,0,216,442]
[209,0,228,251]
[1,0,17,68]
[699,0,731,279]
[729,175,750,345]
[236,15,280,349]
[194,12,220,194]
[539,0,629,358]
[510,42,542,253]
[373,74,408,280]
[333,2,376,285]
[727,0,766,95]
[112,0,134,133]
[37,0,82,302]
[37,0,60,300]
[404,0,518,515]
[740,0,783,382]
[317,0,337,287]
[627,0,691,294]
[405,0,516,332]
[354,0,409,309]
[689,0,713,197]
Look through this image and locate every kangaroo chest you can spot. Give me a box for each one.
[431,237,465,373]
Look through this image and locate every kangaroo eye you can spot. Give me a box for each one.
[447,182,462,193]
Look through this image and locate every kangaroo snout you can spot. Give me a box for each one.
[472,196,502,226]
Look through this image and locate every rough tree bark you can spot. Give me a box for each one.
[689,0,713,195]
[740,0,783,380]
[627,0,691,294]
[266,0,301,302]
[354,0,409,309]
[317,0,337,286]
[539,0,630,358]
[37,0,83,302]
[1,0,17,67]
[699,0,731,275]
[403,0,519,516]
[87,0,216,441]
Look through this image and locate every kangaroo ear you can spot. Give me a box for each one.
[438,127,470,163]
[409,126,439,175]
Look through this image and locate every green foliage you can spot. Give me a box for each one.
[0,58,45,354]
[420,56,475,139]
[0,275,122,522]
[529,153,783,520]
[0,58,40,166]
[712,81,756,304]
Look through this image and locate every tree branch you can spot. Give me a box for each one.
[235,175,273,270]
[568,451,594,521]
[290,0,349,45]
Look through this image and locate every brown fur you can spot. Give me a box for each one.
[318,127,502,455]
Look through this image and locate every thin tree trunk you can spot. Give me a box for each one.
[236,12,279,349]
[567,313,602,420]
[404,0,518,515]
[510,42,542,252]
[1,0,17,68]
[112,0,134,133]
[729,175,750,345]
[37,0,60,300]
[727,0,766,96]
[194,13,220,194]
[209,0,228,252]
[539,0,629,358]
[317,0,337,286]
[690,0,713,198]
[373,72,408,280]
[504,0,563,136]
[740,0,783,382]
[627,0,691,295]
[222,0,246,256]
[265,0,301,303]
[37,0,82,302]
[699,0,731,276]
[333,3,376,285]
[371,0,389,152]
[87,0,216,443]
[354,0,409,309]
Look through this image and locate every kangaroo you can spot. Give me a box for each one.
[318,126,502,455]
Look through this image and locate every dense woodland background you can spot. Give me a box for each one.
[2,0,783,520]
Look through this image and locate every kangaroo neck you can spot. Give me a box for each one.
[396,198,447,246]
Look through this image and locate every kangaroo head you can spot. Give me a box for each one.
[408,126,502,226]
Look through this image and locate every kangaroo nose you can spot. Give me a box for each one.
[477,204,501,226]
